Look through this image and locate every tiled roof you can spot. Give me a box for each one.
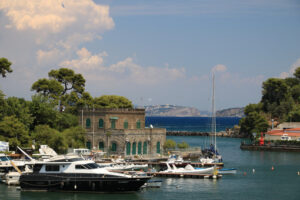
[266,128,300,137]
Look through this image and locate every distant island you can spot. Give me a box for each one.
[145,105,244,117]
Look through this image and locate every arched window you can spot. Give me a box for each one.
[143,141,147,154]
[111,142,117,152]
[136,120,141,129]
[124,120,128,129]
[156,141,160,154]
[86,118,91,128]
[99,119,104,128]
[86,141,91,150]
[99,141,104,151]
[138,142,142,155]
[126,142,131,155]
[132,142,137,155]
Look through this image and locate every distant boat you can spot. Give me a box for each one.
[218,168,237,175]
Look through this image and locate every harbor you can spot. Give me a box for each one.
[1,137,300,200]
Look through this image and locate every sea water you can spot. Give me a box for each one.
[1,117,300,200]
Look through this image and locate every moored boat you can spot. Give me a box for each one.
[20,155,151,192]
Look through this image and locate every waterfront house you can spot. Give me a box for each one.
[79,108,166,157]
[265,128,300,141]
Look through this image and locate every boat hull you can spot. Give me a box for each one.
[20,173,150,192]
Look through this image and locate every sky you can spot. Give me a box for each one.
[0,0,300,111]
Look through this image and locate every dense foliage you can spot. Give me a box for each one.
[240,66,300,137]
[0,61,134,153]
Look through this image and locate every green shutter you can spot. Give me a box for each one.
[112,142,117,152]
[136,120,141,129]
[99,141,104,151]
[111,119,116,129]
[126,142,131,155]
[124,120,128,129]
[143,141,147,154]
[156,141,160,154]
[86,118,91,128]
[132,142,136,155]
[99,119,104,128]
[86,141,91,150]
[138,142,142,155]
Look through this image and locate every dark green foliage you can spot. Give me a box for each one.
[93,95,133,109]
[239,111,269,138]
[48,68,85,95]
[163,139,176,150]
[0,116,30,150]
[31,79,63,99]
[0,57,13,77]
[3,97,33,129]
[29,95,60,129]
[63,126,86,148]
[261,78,288,112]
[177,141,189,149]
[32,125,68,154]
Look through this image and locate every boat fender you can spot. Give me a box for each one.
[60,182,64,188]
[74,184,77,190]
[271,166,274,171]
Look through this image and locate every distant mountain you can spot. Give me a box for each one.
[216,107,244,118]
[145,105,244,117]
[145,105,203,117]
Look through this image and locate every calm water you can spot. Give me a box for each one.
[1,117,300,199]
[1,137,300,200]
[145,116,240,132]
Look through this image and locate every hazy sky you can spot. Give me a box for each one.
[0,0,300,110]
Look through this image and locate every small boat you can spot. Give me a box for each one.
[5,171,21,185]
[160,163,216,174]
[218,168,237,174]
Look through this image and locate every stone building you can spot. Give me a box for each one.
[79,108,166,157]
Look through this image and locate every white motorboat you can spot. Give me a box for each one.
[160,163,216,174]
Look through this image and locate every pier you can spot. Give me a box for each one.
[147,172,222,179]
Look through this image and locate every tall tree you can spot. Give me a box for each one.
[0,57,13,77]
[48,68,85,95]
[93,95,133,109]
[31,68,88,112]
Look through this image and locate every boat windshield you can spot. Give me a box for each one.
[75,163,99,169]
[0,156,11,161]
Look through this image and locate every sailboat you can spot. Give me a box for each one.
[200,73,223,164]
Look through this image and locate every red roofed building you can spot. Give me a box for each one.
[265,127,300,141]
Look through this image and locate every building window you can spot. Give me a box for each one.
[86,141,91,150]
[132,142,137,155]
[124,120,128,129]
[99,119,104,128]
[111,119,116,129]
[156,141,160,154]
[138,142,142,155]
[126,142,131,155]
[99,141,104,151]
[86,118,91,128]
[111,142,117,152]
[143,141,147,154]
[136,120,141,129]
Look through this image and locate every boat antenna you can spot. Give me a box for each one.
[211,73,217,155]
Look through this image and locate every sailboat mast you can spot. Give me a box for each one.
[212,73,217,153]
